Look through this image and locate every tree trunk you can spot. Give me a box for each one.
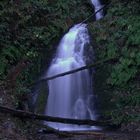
[0,105,114,127]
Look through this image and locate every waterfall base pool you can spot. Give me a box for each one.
[46,122,102,131]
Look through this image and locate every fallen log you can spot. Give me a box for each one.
[61,131,105,137]
[30,56,119,86]
[37,124,73,137]
[43,129,105,137]
[0,105,113,127]
[37,123,105,137]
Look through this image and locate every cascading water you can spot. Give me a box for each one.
[44,0,104,131]
[91,0,103,20]
[44,24,98,131]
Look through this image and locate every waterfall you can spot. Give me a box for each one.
[91,0,103,20]
[44,24,99,131]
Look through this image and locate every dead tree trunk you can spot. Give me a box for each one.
[0,105,114,127]
[30,56,118,87]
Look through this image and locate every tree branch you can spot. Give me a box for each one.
[81,3,111,24]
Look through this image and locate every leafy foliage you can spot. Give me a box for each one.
[89,0,140,124]
[0,0,93,112]
[0,0,92,83]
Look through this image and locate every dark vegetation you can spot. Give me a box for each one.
[89,0,140,128]
[0,0,140,139]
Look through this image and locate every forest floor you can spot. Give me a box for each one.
[0,86,140,140]
[0,113,140,140]
[30,128,140,140]
[35,132,140,140]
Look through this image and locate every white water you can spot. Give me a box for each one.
[44,24,99,131]
[91,0,103,20]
